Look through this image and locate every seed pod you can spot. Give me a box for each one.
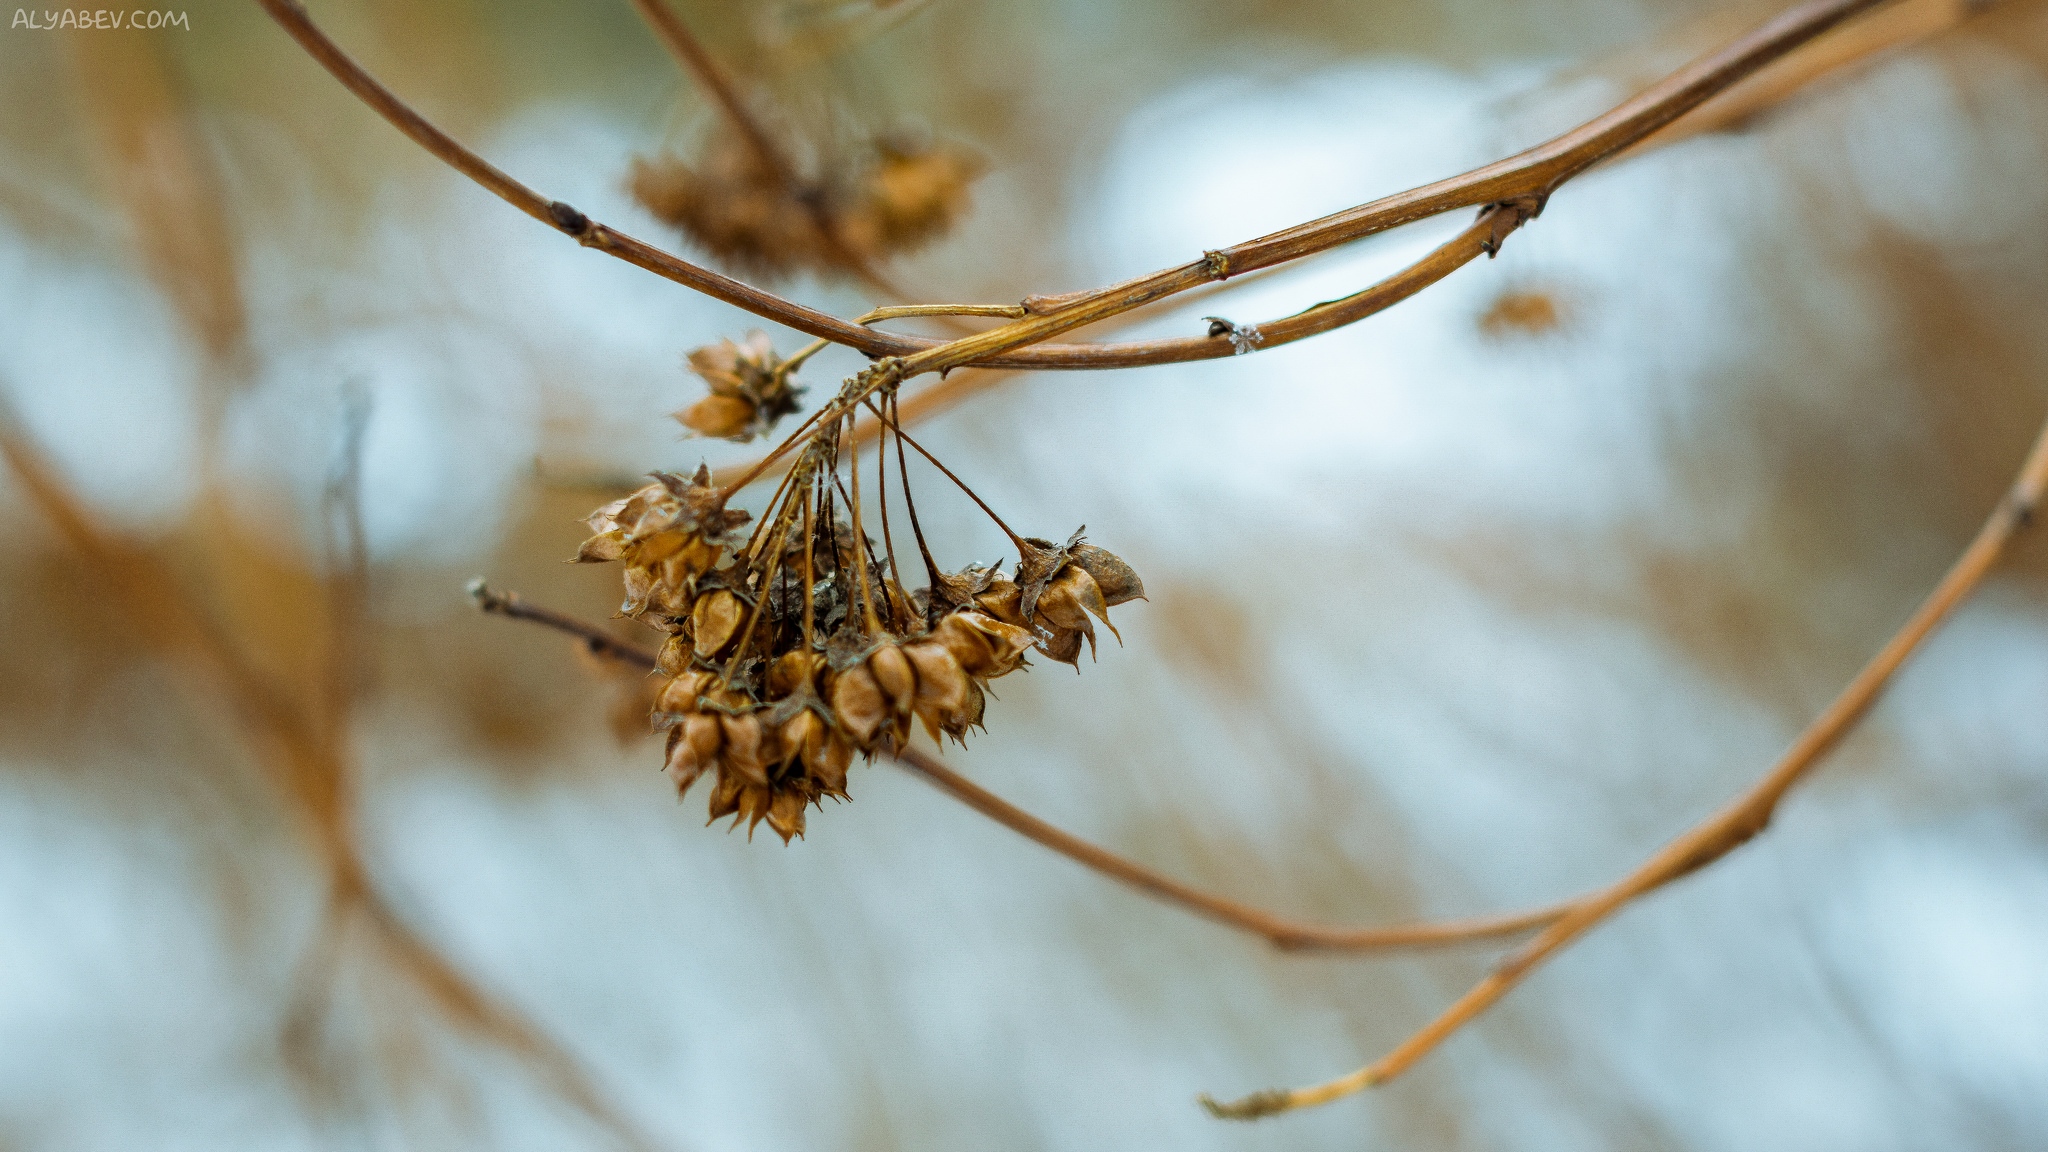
[767,649,821,699]
[1067,543,1145,606]
[621,566,655,617]
[677,394,755,440]
[940,612,1034,679]
[1038,624,1085,668]
[765,788,808,844]
[706,768,746,824]
[574,529,631,564]
[804,729,854,797]
[972,578,1028,628]
[651,671,716,728]
[655,634,692,677]
[720,712,775,788]
[663,713,724,798]
[829,664,889,744]
[691,589,745,659]
[868,644,916,717]
[903,641,970,729]
[778,708,826,778]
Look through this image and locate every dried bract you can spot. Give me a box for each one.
[677,331,806,442]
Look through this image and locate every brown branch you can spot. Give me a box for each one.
[469,579,661,668]
[890,745,1570,951]
[256,0,1892,372]
[472,585,1570,951]
[1201,404,2048,1119]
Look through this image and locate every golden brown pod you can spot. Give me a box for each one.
[719,712,776,788]
[868,644,916,716]
[804,729,854,797]
[663,713,724,798]
[765,789,809,844]
[828,664,889,744]
[903,641,970,732]
[690,589,746,660]
[651,671,716,728]
[677,394,755,440]
[1067,543,1146,606]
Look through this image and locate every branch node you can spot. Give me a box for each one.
[1202,249,1232,279]
[547,200,590,237]
[1198,1088,1295,1121]
[1478,193,1548,258]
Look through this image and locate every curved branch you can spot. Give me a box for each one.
[472,585,1571,952]
[256,0,1889,371]
[1202,405,2048,1119]
[890,745,1569,951]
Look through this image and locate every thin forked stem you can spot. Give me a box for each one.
[1200,404,2048,1119]
[863,398,1027,553]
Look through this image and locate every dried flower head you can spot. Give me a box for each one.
[629,128,983,279]
[838,139,984,261]
[577,410,1139,840]
[629,134,829,280]
[676,332,806,442]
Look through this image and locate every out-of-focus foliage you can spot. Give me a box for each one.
[2,0,2047,1149]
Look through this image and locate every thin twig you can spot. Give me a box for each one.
[469,580,659,667]
[1200,404,2048,1119]
[471,585,1570,951]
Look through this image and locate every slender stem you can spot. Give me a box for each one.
[866,398,1027,552]
[847,420,880,634]
[469,580,659,668]
[893,391,945,601]
[891,746,1572,950]
[626,0,799,191]
[801,489,816,649]
[1201,404,2048,1119]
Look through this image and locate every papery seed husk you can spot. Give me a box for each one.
[739,783,776,838]
[678,394,756,439]
[574,529,630,563]
[765,789,808,843]
[931,614,996,677]
[706,767,746,823]
[777,709,824,777]
[1039,624,1084,667]
[1067,543,1145,606]
[720,712,775,788]
[868,644,916,716]
[805,730,853,797]
[946,612,1034,678]
[652,671,713,725]
[656,634,691,677]
[767,650,821,699]
[1051,565,1119,642]
[621,566,655,616]
[829,664,889,744]
[903,641,970,721]
[972,581,1028,627]
[664,721,720,798]
[691,588,745,659]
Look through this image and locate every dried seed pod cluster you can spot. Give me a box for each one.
[674,332,805,442]
[578,392,1141,843]
[629,130,981,280]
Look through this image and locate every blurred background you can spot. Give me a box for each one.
[3,0,2048,1147]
